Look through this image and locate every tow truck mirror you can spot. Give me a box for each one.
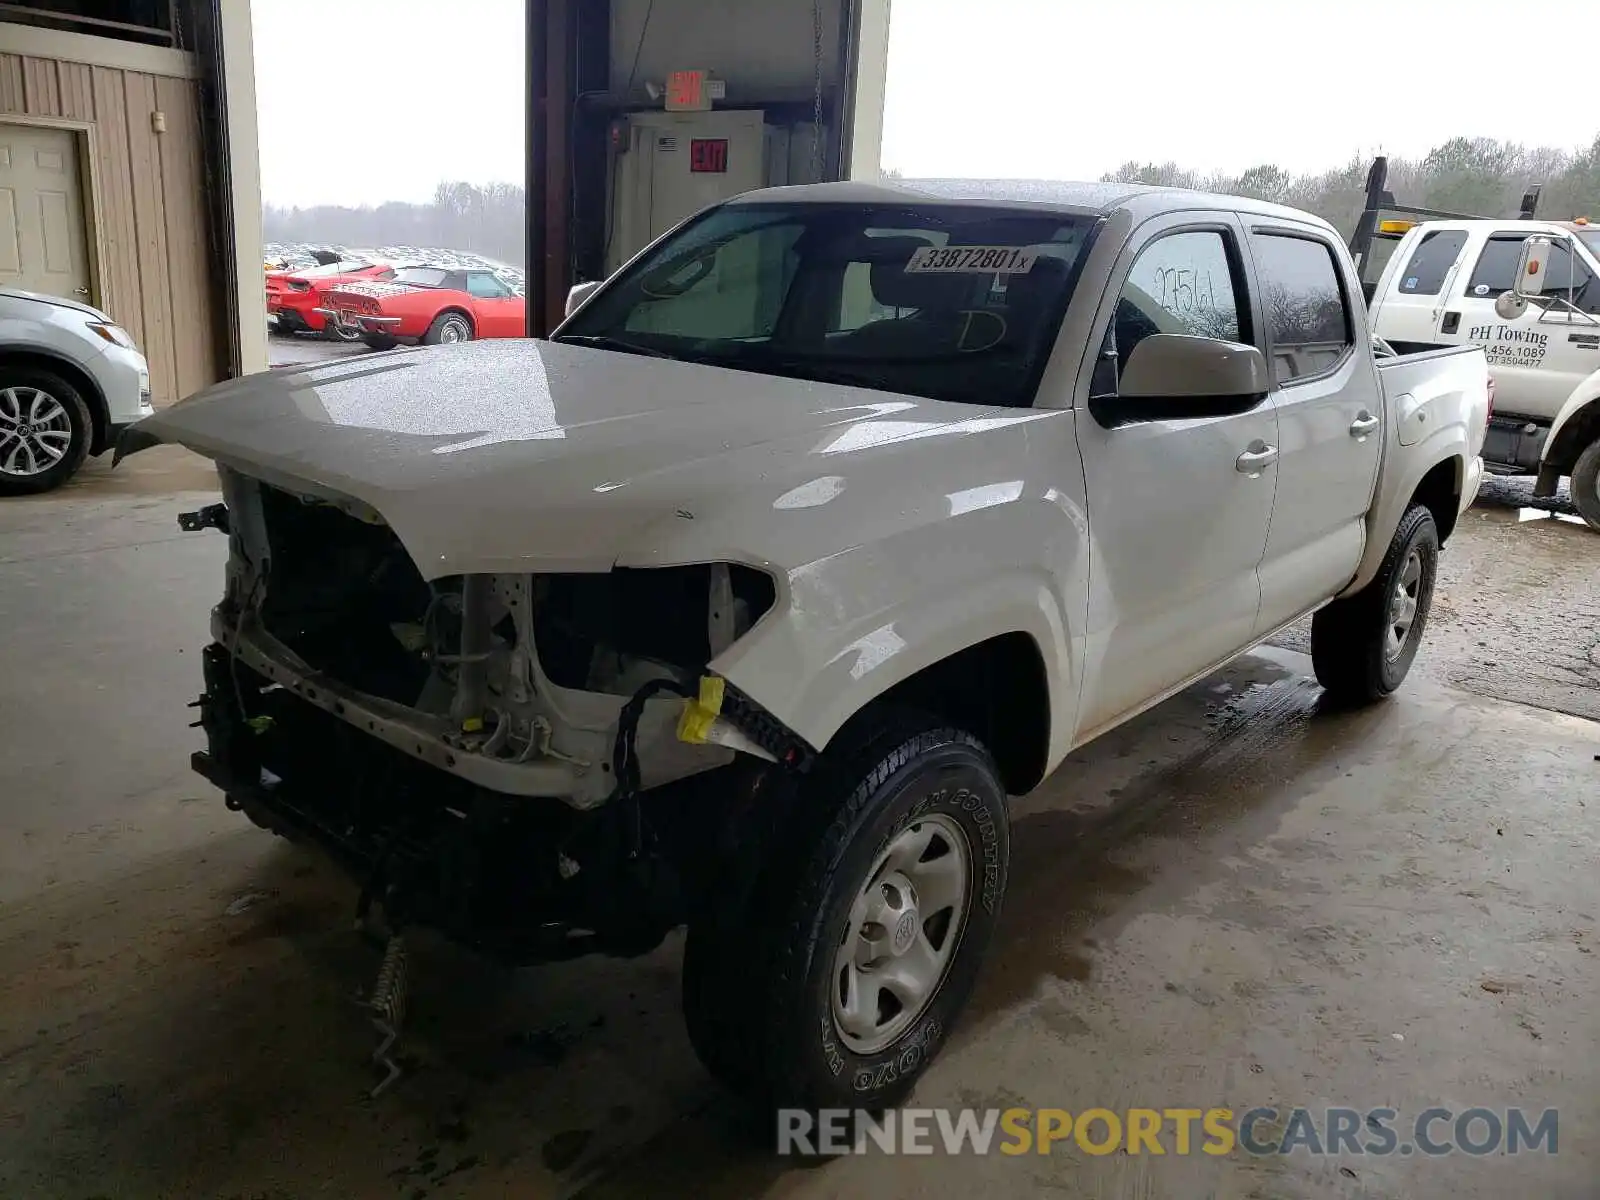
[1497,236,1552,319]
[565,280,603,319]
[1092,333,1270,425]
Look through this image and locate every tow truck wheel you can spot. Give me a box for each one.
[1311,503,1439,703]
[681,714,1010,1115]
[1571,438,1600,532]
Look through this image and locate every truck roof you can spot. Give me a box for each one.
[1397,216,1589,236]
[732,178,1338,234]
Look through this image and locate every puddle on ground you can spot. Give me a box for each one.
[1516,507,1587,526]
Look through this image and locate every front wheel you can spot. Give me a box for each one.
[1311,503,1439,703]
[682,716,1010,1113]
[1570,437,1600,533]
[0,367,92,496]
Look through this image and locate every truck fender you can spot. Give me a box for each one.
[1339,423,1472,599]
[712,566,1080,779]
[1540,368,1600,478]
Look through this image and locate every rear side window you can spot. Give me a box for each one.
[1396,230,1467,296]
[1251,233,1353,383]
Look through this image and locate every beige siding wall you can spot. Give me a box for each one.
[0,52,219,405]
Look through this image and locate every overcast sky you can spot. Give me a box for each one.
[253,0,1600,208]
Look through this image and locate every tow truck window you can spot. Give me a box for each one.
[1396,230,1467,296]
[558,203,1091,407]
[1251,233,1352,383]
[1467,235,1600,311]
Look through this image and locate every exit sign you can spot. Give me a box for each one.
[690,138,729,173]
[665,69,712,111]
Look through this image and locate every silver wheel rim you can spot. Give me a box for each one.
[441,318,469,343]
[1384,548,1423,662]
[0,386,73,478]
[831,812,971,1055]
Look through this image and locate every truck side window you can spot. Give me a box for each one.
[1466,235,1535,297]
[1465,235,1600,311]
[1252,233,1352,383]
[1105,230,1243,393]
[1396,230,1467,296]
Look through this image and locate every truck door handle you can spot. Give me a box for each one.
[1349,412,1379,439]
[1441,311,1461,334]
[1235,443,1278,475]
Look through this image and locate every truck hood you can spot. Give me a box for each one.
[133,339,1030,577]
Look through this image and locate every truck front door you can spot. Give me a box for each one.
[1435,232,1600,422]
[1071,219,1278,739]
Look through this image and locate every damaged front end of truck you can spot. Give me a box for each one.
[184,465,812,966]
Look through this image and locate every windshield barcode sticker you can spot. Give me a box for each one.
[904,246,1039,274]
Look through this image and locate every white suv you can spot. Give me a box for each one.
[0,286,152,495]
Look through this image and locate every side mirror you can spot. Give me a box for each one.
[1497,236,1552,319]
[565,280,603,319]
[1517,236,1551,297]
[1090,333,1269,425]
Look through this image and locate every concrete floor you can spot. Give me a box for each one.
[1,452,1596,1199]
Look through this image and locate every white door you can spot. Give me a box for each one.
[1435,231,1600,422]
[1072,219,1279,738]
[1250,228,1380,630]
[0,123,90,302]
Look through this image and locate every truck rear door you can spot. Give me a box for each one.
[1368,224,1473,348]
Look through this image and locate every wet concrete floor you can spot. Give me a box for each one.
[1,454,1596,1198]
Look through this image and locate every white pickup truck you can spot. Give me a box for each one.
[1366,216,1600,529]
[125,178,1488,1113]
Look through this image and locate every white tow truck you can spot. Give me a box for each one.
[126,178,1488,1113]
[1365,217,1600,529]
[1351,158,1600,529]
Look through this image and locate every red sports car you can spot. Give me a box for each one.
[266,259,397,340]
[319,267,525,349]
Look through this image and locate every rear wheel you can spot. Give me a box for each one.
[682,714,1010,1113]
[423,311,473,345]
[1571,437,1600,533]
[1311,503,1439,703]
[0,368,92,496]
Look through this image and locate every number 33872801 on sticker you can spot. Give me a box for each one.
[905,246,1040,274]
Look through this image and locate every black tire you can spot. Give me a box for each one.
[1311,503,1439,704]
[360,334,399,351]
[0,365,93,496]
[682,713,1010,1114]
[422,311,473,346]
[1571,437,1600,533]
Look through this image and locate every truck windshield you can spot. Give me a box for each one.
[555,203,1092,407]
[1578,230,1600,260]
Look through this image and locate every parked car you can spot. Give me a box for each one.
[318,267,525,349]
[129,178,1487,1113]
[1364,216,1600,530]
[266,260,397,341]
[1,287,151,495]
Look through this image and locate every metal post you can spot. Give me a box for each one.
[542,0,571,334]
[525,0,548,336]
